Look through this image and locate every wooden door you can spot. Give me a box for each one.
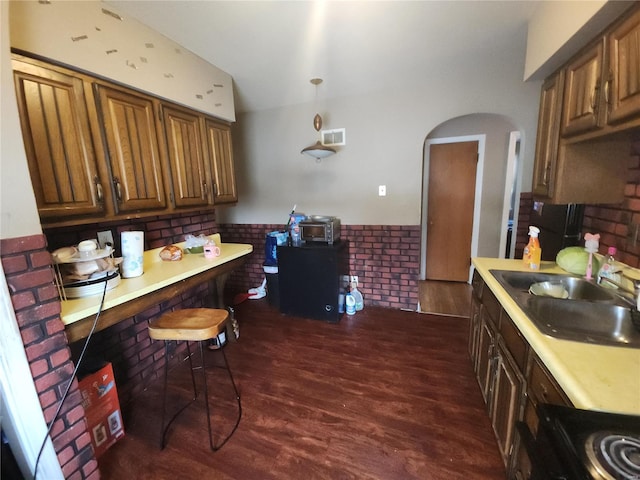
[425,141,477,281]
[96,85,166,213]
[607,6,640,124]
[12,60,105,220]
[203,118,237,204]
[161,104,209,208]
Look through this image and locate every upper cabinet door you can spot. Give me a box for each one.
[203,118,237,204]
[12,60,105,220]
[533,71,564,199]
[96,86,166,213]
[607,6,640,125]
[160,104,209,208]
[561,39,606,137]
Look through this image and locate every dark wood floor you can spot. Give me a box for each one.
[99,299,504,479]
[419,280,472,317]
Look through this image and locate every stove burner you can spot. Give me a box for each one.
[585,432,640,479]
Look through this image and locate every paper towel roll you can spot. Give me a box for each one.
[121,231,144,278]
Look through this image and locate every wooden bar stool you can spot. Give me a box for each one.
[148,308,242,451]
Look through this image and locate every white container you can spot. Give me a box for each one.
[345,292,356,315]
[351,282,364,311]
[120,231,144,278]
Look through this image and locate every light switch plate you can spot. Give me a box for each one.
[378,185,386,196]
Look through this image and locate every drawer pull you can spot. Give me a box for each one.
[539,382,548,401]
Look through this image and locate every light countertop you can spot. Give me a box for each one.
[473,257,640,416]
[59,234,253,326]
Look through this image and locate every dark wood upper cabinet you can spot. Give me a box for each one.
[12,59,105,220]
[532,71,564,198]
[203,118,237,204]
[560,4,640,138]
[607,6,640,125]
[13,55,240,226]
[95,85,167,213]
[560,39,606,137]
[160,103,209,208]
[533,4,640,204]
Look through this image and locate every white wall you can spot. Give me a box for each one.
[10,0,235,121]
[524,0,632,81]
[1,3,41,240]
[218,29,541,233]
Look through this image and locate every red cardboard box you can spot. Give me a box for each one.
[78,362,125,458]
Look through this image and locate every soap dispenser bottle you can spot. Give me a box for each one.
[597,246,621,287]
[523,226,541,270]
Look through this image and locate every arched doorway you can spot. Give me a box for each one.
[420,114,522,284]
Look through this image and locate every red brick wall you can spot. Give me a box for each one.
[0,234,98,480]
[217,224,421,310]
[583,138,640,267]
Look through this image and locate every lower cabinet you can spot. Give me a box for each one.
[510,355,571,479]
[469,270,570,478]
[490,338,524,463]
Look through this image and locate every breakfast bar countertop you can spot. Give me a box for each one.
[60,234,253,327]
[473,257,640,416]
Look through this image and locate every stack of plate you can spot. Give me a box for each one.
[62,271,121,298]
[52,244,120,299]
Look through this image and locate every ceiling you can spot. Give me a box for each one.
[106,1,540,114]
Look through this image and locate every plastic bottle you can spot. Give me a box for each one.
[598,246,621,287]
[351,281,364,311]
[522,226,541,270]
[289,215,302,246]
[345,291,356,315]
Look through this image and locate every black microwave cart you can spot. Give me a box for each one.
[276,241,349,322]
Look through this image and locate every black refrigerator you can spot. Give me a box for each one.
[531,202,584,261]
[277,241,349,322]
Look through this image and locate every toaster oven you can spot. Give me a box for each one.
[299,216,341,245]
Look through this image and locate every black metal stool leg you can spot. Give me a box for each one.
[186,341,198,400]
[211,346,242,451]
[159,341,170,449]
[198,340,216,451]
[160,340,199,449]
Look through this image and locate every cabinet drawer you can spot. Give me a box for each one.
[472,269,484,299]
[528,356,571,407]
[500,313,528,373]
[481,285,501,327]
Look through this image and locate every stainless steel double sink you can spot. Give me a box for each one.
[490,270,640,348]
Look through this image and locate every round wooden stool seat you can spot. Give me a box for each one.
[147,307,241,451]
[149,308,228,342]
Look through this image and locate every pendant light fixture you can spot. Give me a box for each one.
[301,78,336,160]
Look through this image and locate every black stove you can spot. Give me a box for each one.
[519,404,640,479]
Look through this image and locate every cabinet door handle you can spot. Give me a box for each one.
[114,177,123,202]
[591,80,601,113]
[94,176,104,203]
[605,71,612,107]
[213,183,218,196]
[203,182,208,195]
[543,162,551,186]
[538,382,549,402]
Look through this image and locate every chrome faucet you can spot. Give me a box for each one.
[601,273,640,310]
